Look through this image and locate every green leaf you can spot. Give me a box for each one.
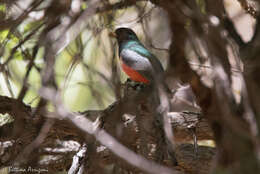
[0,29,9,42]
[0,3,6,12]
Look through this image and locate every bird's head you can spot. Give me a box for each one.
[110,28,139,43]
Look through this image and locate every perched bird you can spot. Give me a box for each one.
[110,27,166,85]
[111,28,178,164]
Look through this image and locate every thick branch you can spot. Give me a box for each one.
[0,83,213,173]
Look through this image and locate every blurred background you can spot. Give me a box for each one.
[0,0,167,112]
[0,0,258,173]
[0,0,255,111]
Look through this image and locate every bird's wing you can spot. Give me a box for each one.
[130,44,164,73]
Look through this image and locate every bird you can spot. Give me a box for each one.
[111,28,178,164]
[111,28,204,164]
[110,27,166,86]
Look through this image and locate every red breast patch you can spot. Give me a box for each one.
[121,61,149,84]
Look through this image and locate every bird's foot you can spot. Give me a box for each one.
[126,78,146,91]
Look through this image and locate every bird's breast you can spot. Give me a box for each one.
[120,59,149,84]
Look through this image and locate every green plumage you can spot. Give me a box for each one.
[115,27,164,83]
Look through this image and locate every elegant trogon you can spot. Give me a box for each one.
[111,27,177,164]
[112,27,166,86]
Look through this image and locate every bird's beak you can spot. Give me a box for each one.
[109,32,117,38]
